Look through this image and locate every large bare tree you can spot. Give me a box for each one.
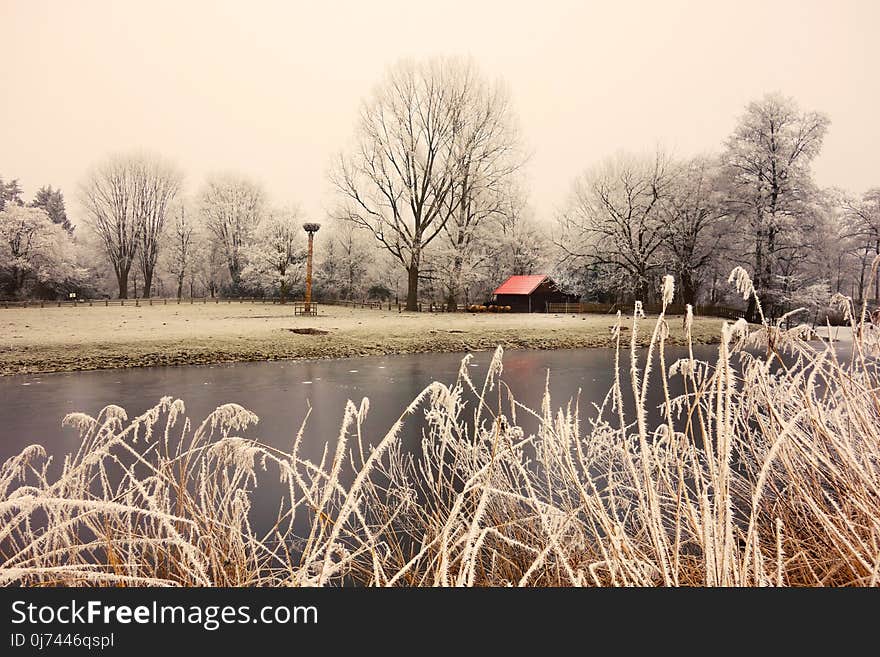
[80,152,181,299]
[332,58,471,311]
[199,174,264,293]
[722,93,829,320]
[135,158,181,297]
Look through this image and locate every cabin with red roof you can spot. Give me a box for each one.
[492,274,572,312]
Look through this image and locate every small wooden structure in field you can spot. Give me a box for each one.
[492,275,572,312]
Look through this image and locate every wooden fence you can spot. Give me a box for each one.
[0,297,748,319]
[546,302,748,320]
[0,296,398,310]
[1,296,282,309]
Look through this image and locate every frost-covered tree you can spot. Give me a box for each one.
[497,208,551,279]
[241,207,305,303]
[842,188,880,303]
[333,58,472,311]
[199,174,264,293]
[432,187,542,306]
[659,156,727,305]
[558,151,672,302]
[198,234,228,299]
[0,176,24,211]
[164,202,198,299]
[31,185,72,233]
[0,205,84,297]
[722,93,829,320]
[316,219,372,300]
[134,160,182,298]
[80,153,182,298]
[439,69,523,310]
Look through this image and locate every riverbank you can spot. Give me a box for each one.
[0,302,724,375]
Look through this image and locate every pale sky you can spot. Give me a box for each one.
[2,0,878,226]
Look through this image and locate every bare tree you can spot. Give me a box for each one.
[199,174,264,293]
[497,203,550,278]
[79,156,139,298]
[165,202,197,299]
[659,156,727,305]
[134,158,181,297]
[332,58,469,311]
[558,150,672,302]
[722,93,829,320]
[80,153,181,298]
[199,236,228,299]
[842,188,880,303]
[330,220,371,299]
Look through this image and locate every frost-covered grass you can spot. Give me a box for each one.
[2,271,879,586]
[0,303,721,375]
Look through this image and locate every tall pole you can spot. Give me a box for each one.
[305,232,314,311]
[303,223,321,312]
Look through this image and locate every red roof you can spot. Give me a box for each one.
[493,275,550,296]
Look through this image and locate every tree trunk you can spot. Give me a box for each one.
[116,268,129,299]
[279,280,288,305]
[858,252,868,304]
[679,269,697,306]
[635,268,649,303]
[12,266,25,298]
[228,259,241,294]
[874,239,879,304]
[406,264,419,312]
[142,267,153,299]
[177,274,184,300]
[748,223,764,323]
[764,220,776,319]
[446,255,464,312]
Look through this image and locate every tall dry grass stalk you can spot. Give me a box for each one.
[2,268,879,586]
